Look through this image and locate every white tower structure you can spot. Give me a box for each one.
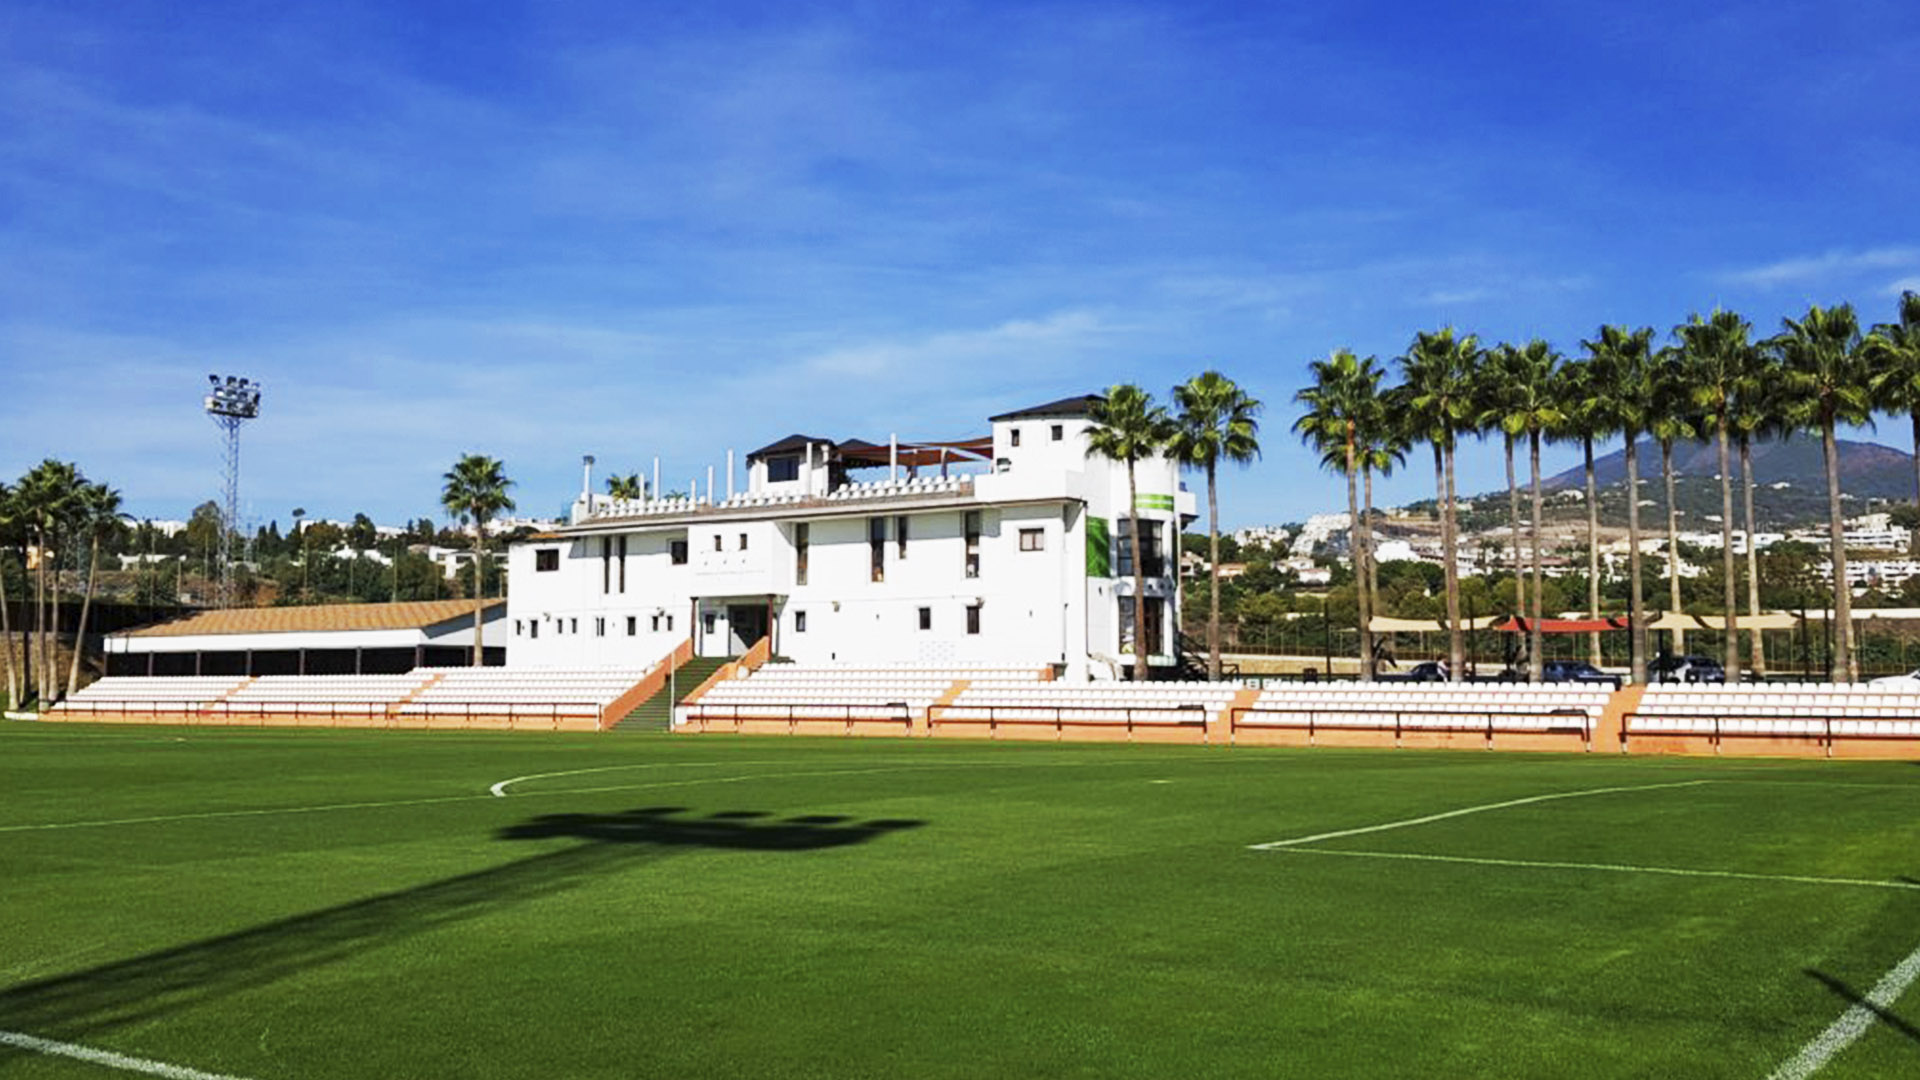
[204,374,262,609]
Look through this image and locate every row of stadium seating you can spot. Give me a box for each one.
[52,667,657,721]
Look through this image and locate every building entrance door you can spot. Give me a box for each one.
[727,603,769,655]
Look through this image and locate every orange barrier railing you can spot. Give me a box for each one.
[1228,706,1593,751]
[929,702,1210,741]
[683,701,914,735]
[1620,711,1920,758]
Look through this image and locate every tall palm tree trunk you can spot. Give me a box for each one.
[34,529,48,705]
[1528,430,1544,681]
[66,533,100,697]
[1625,432,1648,684]
[1505,434,1525,619]
[48,541,63,704]
[1716,424,1740,681]
[1821,416,1855,682]
[0,548,16,709]
[1126,463,1148,682]
[1345,434,1372,681]
[1911,410,1920,522]
[1363,466,1380,613]
[1440,440,1464,680]
[470,529,486,668]
[1661,439,1685,654]
[1584,437,1602,667]
[1206,461,1222,681]
[1740,433,1766,676]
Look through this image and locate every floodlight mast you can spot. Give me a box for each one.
[204,374,262,609]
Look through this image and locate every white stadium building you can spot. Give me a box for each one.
[505,394,1197,679]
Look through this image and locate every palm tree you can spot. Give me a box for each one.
[1582,326,1656,684]
[1732,348,1787,677]
[1170,371,1262,681]
[442,454,517,668]
[1088,385,1175,682]
[1678,309,1753,681]
[1774,303,1870,682]
[17,461,80,705]
[1498,340,1562,681]
[1553,355,1606,666]
[1355,396,1408,656]
[1397,328,1482,679]
[1478,344,1529,628]
[1648,344,1697,653]
[66,482,124,698]
[1294,353,1379,679]
[0,480,18,709]
[605,473,645,501]
[1865,290,1920,511]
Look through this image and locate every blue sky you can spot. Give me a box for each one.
[4,1,1917,531]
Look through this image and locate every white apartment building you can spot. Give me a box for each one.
[505,395,1196,679]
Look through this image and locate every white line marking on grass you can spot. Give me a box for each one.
[1271,847,1920,893]
[487,759,790,797]
[1247,779,1712,850]
[0,1029,260,1080]
[1766,939,1920,1080]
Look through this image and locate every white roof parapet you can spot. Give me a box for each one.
[582,474,975,526]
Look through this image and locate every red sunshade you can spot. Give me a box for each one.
[1492,616,1631,634]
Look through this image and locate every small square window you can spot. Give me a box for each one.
[535,549,559,572]
[1051,424,1063,441]
[966,605,981,635]
[795,610,808,633]
[918,607,932,631]
[1010,428,1021,447]
[670,540,688,564]
[1020,528,1044,552]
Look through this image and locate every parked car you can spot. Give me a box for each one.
[1541,660,1622,689]
[1647,654,1726,684]
[1868,669,1920,688]
[1403,661,1450,682]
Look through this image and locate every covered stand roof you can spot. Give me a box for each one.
[746,435,993,470]
[119,600,505,639]
[988,393,1104,422]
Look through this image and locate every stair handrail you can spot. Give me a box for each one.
[598,637,695,730]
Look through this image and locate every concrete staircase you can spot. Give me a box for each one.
[613,656,731,732]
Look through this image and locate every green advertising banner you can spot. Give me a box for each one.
[1086,516,1112,578]
[1133,493,1175,512]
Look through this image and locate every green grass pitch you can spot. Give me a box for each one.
[2,723,1917,1078]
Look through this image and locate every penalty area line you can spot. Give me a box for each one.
[1268,847,1920,893]
[1247,779,1713,851]
[1766,939,1920,1080]
[0,1029,259,1080]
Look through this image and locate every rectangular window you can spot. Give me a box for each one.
[670,539,688,565]
[795,610,808,633]
[1051,423,1064,441]
[918,606,932,631]
[535,548,559,572]
[664,614,674,632]
[1020,527,1044,552]
[713,534,723,552]
[966,605,981,635]
[964,510,982,579]
[739,532,748,551]
[767,455,800,483]
[650,613,660,632]
[618,536,628,592]
[1115,520,1166,578]
[570,618,578,634]
[896,515,909,559]
[601,537,611,594]
[795,523,809,586]
[1010,428,1021,447]
[702,612,717,635]
[514,619,523,637]
[626,616,637,636]
[594,617,605,637]
[869,517,886,583]
[529,621,538,639]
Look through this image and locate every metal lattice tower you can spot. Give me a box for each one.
[204,374,262,608]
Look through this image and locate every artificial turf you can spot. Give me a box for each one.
[1,723,1916,1078]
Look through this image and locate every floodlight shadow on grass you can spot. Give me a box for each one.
[1804,968,1920,1047]
[0,809,923,1050]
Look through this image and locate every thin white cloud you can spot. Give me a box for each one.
[1885,276,1920,297]
[1721,247,1920,288]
